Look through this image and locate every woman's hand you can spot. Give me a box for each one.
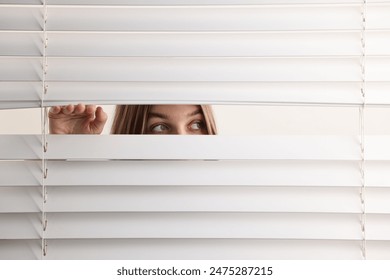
[49,104,108,134]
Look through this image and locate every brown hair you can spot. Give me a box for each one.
[111,105,217,135]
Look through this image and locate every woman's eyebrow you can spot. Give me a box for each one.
[187,109,202,117]
[148,112,169,119]
[148,109,202,119]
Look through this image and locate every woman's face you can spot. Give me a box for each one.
[145,105,208,135]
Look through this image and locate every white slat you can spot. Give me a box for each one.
[0,240,41,260]
[366,162,390,187]
[0,135,42,160]
[0,135,361,160]
[44,186,362,213]
[45,135,361,160]
[0,187,41,213]
[0,1,41,3]
[45,239,362,260]
[367,241,390,260]
[366,136,390,160]
[0,6,42,31]
[43,81,364,106]
[44,57,360,82]
[0,160,360,187]
[0,82,364,108]
[3,186,388,214]
[366,82,390,104]
[0,213,42,239]
[6,81,390,108]
[0,161,42,187]
[368,5,390,30]
[0,101,41,109]
[367,57,390,82]
[3,0,387,4]
[44,212,361,240]
[45,6,361,32]
[367,31,390,56]
[0,58,42,81]
[0,82,41,102]
[45,0,366,5]
[0,32,42,56]
[366,214,390,240]
[45,32,361,57]
[44,160,361,187]
[366,188,390,214]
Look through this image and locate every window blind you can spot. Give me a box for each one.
[1,0,390,260]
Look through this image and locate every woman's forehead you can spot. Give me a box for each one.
[149,105,203,118]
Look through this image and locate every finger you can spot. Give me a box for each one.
[91,106,108,133]
[74,103,86,114]
[49,106,61,115]
[95,107,108,123]
[62,104,75,115]
[85,105,97,116]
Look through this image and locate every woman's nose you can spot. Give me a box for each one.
[171,126,189,135]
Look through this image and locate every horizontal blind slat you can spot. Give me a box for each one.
[45,57,361,82]
[0,187,41,213]
[44,32,362,57]
[366,162,390,187]
[0,135,362,160]
[41,81,365,105]
[366,58,390,81]
[2,5,388,31]
[0,32,42,56]
[3,186,389,214]
[45,6,361,32]
[366,215,390,240]
[367,241,390,259]
[1,0,379,4]
[6,135,390,160]
[0,82,367,107]
[44,186,362,213]
[0,58,42,81]
[44,0,375,5]
[0,135,41,159]
[5,157,386,188]
[0,82,41,103]
[45,239,363,260]
[0,57,363,82]
[366,188,390,214]
[2,31,390,57]
[366,136,390,160]
[368,6,390,30]
[0,7,42,31]
[0,240,41,260]
[45,135,361,160]
[44,212,362,240]
[0,161,41,186]
[0,213,42,239]
[44,160,361,187]
[9,82,390,107]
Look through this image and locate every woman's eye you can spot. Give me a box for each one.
[190,121,204,131]
[151,124,169,133]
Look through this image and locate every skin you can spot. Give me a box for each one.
[49,104,108,134]
[146,105,207,135]
[48,104,207,135]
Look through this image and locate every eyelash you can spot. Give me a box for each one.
[150,123,168,133]
[149,120,205,133]
[190,120,205,130]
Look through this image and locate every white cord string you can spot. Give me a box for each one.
[41,0,48,259]
[359,0,367,260]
